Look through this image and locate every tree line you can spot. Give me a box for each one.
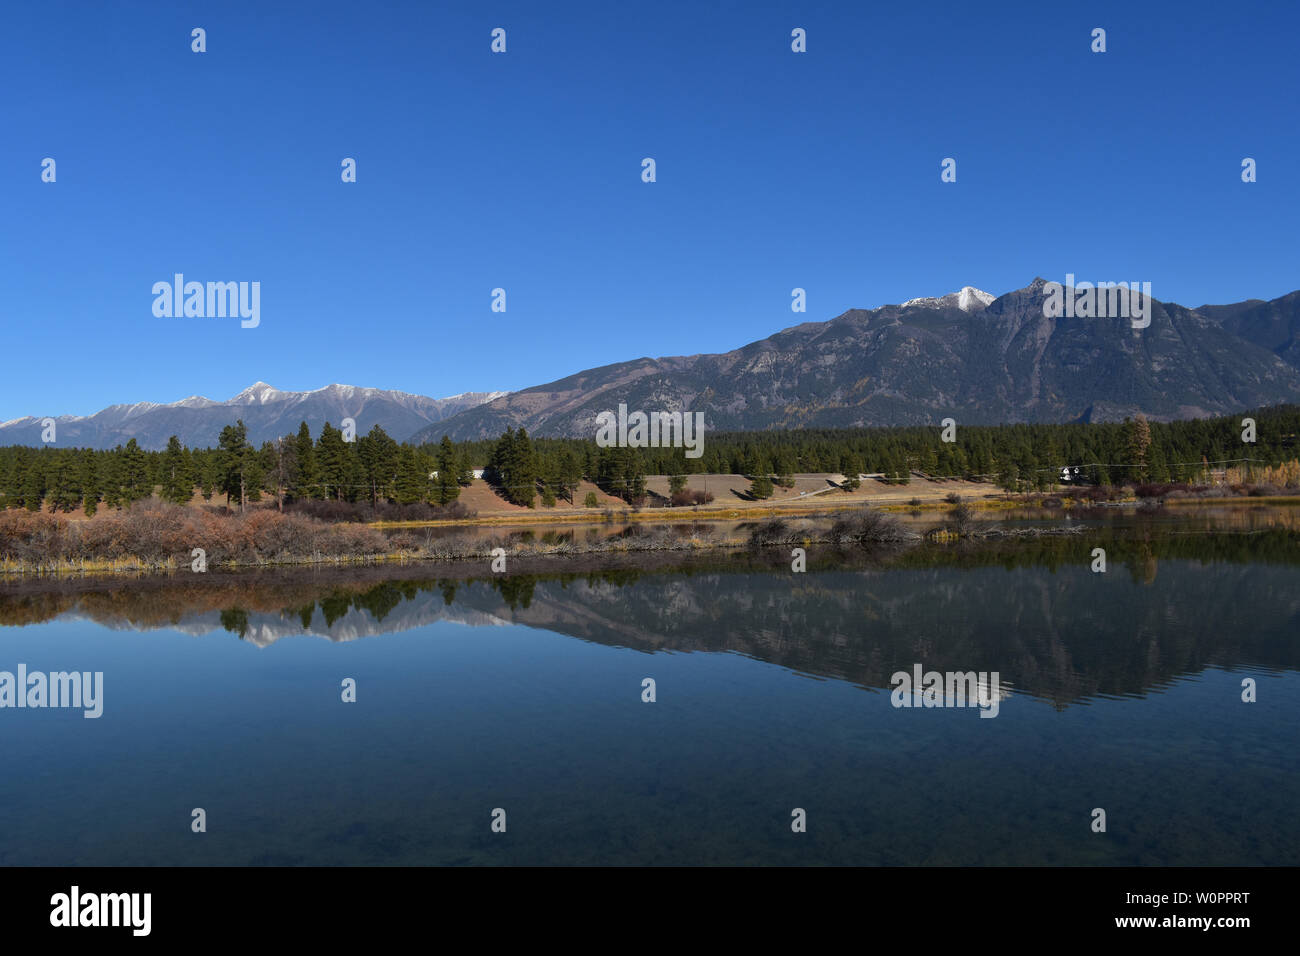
[468,405,1300,499]
[1,405,1297,514]
[0,422,469,515]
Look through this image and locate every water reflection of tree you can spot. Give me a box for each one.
[4,525,1300,706]
[439,580,458,606]
[492,575,536,610]
[219,607,249,639]
[1125,539,1159,585]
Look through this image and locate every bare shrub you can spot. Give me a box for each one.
[944,502,977,537]
[828,509,907,546]
[1,501,399,568]
[747,519,794,549]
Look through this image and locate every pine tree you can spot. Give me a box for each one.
[595,446,620,498]
[839,452,862,491]
[774,449,797,488]
[160,435,192,504]
[490,427,538,506]
[395,446,430,505]
[622,448,646,504]
[1148,440,1171,483]
[514,428,538,506]
[80,450,99,517]
[217,421,256,511]
[456,443,475,486]
[357,425,399,505]
[997,460,1020,493]
[434,436,460,505]
[120,439,151,503]
[197,452,217,501]
[316,422,351,501]
[292,422,319,500]
[100,449,124,509]
[46,451,81,513]
[557,449,582,504]
[1124,415,1152,484]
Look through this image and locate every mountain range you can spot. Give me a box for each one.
[0,383,505,450]
[5,278,1300,449]
[412,278,1300,441]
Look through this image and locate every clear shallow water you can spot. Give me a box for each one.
[1,527,1298,865]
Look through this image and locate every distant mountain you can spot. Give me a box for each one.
[10,279,1300,450]
[0,383,507,450]
[415,279,1300,441]
[1197,290,1300,369]
[901,285,996,312]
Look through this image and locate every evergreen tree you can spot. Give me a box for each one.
[1124,415,1152,484]
[197,451,217,501]
[557,449,582,504]
[19,452,43,510]
[434,436,460,505]
[292,421,320,500]
[395,446,431,505]
[1148,441,1171,483]
[316,422,352,501]
[80,450,99,517]
[997,461,1020,493]
[217,421,258,511]
[489,427,538,506]
[46,451,80,513]
[120,438,151,503]
[100,449,124,509]
[773,449,797,488]
[456,446,475,486]
[839,452,862,491]
[358,425,400,505]
[160,435,192,504]
[622,448,646,504]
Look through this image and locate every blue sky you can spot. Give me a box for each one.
[2,0,1296,416]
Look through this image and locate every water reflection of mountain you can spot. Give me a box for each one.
[68,597,513,647]
[4,531,1298,708]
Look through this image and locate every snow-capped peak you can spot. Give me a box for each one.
[901,286,995,313]
[441,389,509,403]
[230,381,282,404]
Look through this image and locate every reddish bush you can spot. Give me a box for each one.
[323,522,388,556]
[0,510,70,563]
[1,500,397,567]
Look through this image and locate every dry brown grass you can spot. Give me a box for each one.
[0,500,391,572]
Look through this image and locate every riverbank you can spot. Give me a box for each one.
[3,486,1297,576]
[0,498,1092,577]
